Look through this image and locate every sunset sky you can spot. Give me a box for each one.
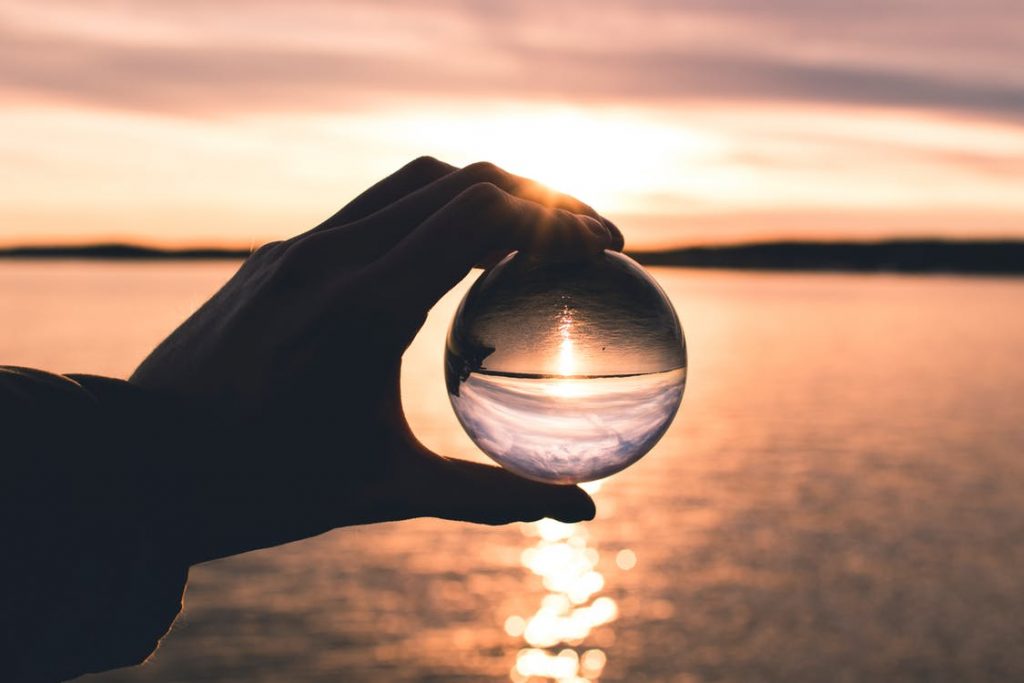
[2,0,1022,249]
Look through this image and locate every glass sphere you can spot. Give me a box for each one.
[445,250,686,484]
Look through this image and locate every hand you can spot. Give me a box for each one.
[131,157,624,564]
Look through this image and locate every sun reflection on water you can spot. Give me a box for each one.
[506,482,632,682]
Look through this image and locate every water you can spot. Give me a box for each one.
[2,261,1023,682]
[449,368,686,483]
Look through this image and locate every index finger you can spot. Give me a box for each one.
[367,182,613,315]
[321,161,624,260]
[310,156,457,232]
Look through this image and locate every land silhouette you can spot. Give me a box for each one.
[628,239,1024,275]
[2,239,1022,275]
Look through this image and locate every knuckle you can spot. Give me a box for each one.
[462,160,507,185]
[459,181,506,210]
[404,155,446,177]
[248,240,285,261]
[270,249,303,283]
[238,240,295,288]
[272,235,322,280]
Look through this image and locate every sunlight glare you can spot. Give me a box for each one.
[382,104,724,213]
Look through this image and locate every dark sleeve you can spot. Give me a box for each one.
[0,367,191,682]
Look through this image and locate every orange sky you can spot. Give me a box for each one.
[1,0,1022,249]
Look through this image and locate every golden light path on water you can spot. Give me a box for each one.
[5,265,1024,681]
[506,480,634,683]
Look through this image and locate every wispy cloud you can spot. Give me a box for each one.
[1,0,1022,246]
[2,0,1021,121]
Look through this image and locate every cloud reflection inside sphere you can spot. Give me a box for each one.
[446,250,686,484]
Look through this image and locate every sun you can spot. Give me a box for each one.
[393,104,721,214]
[474,108,669,208]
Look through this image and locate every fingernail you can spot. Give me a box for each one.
[582,216,611,243]
[601,218,625,250]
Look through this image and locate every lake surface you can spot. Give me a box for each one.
[2,261,1023,682]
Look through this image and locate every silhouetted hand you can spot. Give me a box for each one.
[131,157,624,564]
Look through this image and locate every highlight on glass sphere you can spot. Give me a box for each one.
[445,249,687,484]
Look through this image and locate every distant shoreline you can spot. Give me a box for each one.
[1,240,1022,275]
[0,244,251,260]
[628,240,1024,275]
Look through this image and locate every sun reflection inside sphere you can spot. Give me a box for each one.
[556,304,576,378]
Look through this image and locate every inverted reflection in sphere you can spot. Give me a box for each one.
[445,250,686,484]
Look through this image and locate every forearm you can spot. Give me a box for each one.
[1,367,189,680]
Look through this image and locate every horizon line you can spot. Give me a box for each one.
[1,239,1022,276]
[1,236,1023,257]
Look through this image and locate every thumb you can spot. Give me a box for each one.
[407,453,596,525]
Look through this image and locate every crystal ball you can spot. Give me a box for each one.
[445,250,687,484]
